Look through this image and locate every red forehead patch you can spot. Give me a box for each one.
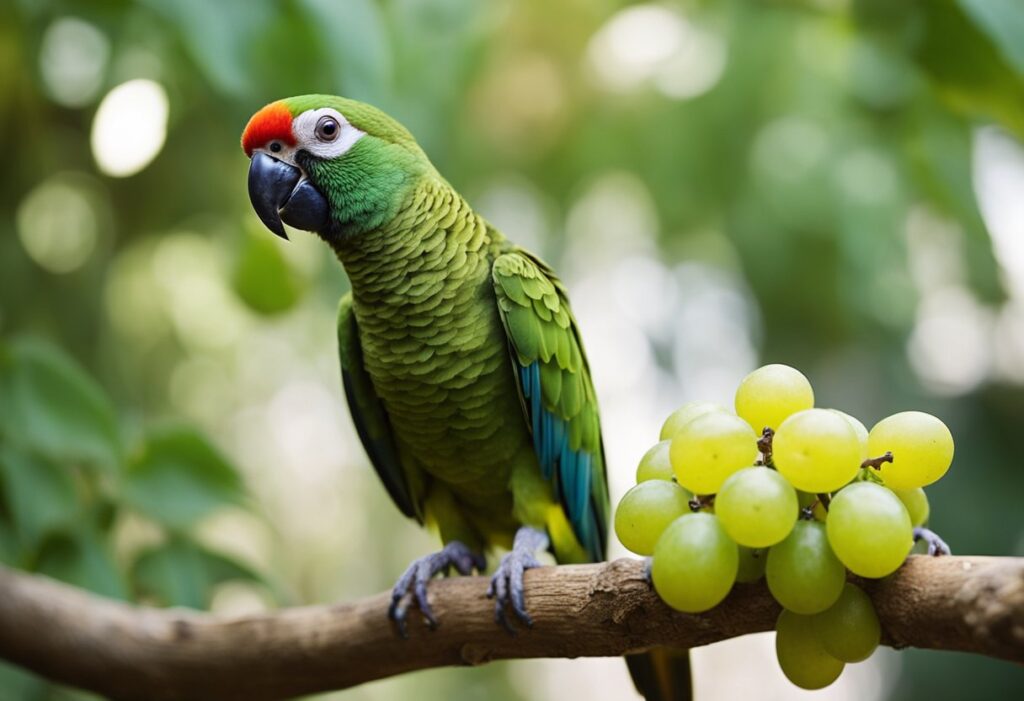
[241,101,296,156]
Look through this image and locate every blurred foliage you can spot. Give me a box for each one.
[0,338,258,697]
[0,0,1023,699]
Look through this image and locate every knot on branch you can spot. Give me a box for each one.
[958,561,1024,651]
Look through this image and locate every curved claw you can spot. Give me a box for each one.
[388,541,484,637]
[913,526,951,556]
[486,526,548,634]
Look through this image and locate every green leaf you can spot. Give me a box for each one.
[0,661,47,701]
[0,523,19,566]
[123,426,243,531]
[905,106,1005,303]
[137,0,273,98]
[231,228,305,316]
[0,338,121,472]
[917,0,1024,138]
[0,445,78,552]
[131,537,260,609]
[958,0,1024,77]
[35,529,127,600]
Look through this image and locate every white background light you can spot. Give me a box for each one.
[91,79,169,177]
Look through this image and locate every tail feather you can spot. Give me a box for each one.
[626,648,692,701]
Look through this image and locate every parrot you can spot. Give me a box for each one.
[241,95,691,701]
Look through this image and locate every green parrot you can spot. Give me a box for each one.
[242,95,690,700]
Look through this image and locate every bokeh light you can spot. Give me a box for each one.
[16,173,105,273]
[91,79,169,177]
[586,4,725,100]
[39,17,109,107]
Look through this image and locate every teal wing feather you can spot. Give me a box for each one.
[491,249,609,562]
[337,293,424,522]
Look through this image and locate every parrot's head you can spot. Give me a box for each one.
[241,95,430,243]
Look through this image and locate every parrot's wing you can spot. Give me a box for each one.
[492,249,609,561]
[337,293,424,522]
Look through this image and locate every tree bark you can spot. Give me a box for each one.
[0,555,1020,700]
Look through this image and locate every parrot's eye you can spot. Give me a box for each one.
[269,141,282,153]
[315,116,340,142]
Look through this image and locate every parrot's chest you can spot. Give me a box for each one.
[354,275,530,491]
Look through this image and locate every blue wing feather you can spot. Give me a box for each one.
[520,358,603,561]
[494,250,609,563]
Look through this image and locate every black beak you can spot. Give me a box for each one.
[247,152,329,239]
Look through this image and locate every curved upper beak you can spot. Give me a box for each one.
[247,152,329,239]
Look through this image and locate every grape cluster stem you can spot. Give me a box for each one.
[756,427,775,467]
[861,452,894,471]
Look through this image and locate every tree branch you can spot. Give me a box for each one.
[0,556,1021,700]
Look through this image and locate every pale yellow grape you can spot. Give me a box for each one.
[716,467,798,547]
[828,409,868,460]
[826,482,913,578]
[614,481,691,555]
[670,412,758,495]
[868,411,954,489]
[651,513,738,612]
[735,364,814,433]
[660,401,724,441]
[775,609,845,690]
[766,520,846,614]
[636,441,674,482]
[894,487,930,527]
[811,583,880,662]
[736,546,766,583]
[773,409,862,493]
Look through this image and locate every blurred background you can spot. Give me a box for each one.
[1,0,1023,699]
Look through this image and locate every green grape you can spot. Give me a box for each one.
[775,609,845,690]
[716,467,798,547]
[828,409,869,460]
[811,583,880,662]
[893,487,930,527]
[868,411,954,489]
[670,412,758,495]
[766,520,845,614]
[773,408,862,493]
[636,441,675,482]
[735,364,814,433]
[736,546,766,583]
[614,481,691,555]
[651,513,738,613]
[827,481,913,578]
[660,401,724,441]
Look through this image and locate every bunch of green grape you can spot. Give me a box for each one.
[614,364,954,690]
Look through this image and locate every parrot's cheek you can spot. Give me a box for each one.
[247,152,329,239]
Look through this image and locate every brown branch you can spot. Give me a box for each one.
[0,556,1021,701]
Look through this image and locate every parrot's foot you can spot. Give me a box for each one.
[487,526,548,634]
[913,526,951,556]
[388,541,485,638]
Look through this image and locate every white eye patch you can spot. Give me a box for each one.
[293,108,366,159]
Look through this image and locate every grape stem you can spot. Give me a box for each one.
[862,451,894,470]
[689,494,715,512]
[756,427,774,467]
